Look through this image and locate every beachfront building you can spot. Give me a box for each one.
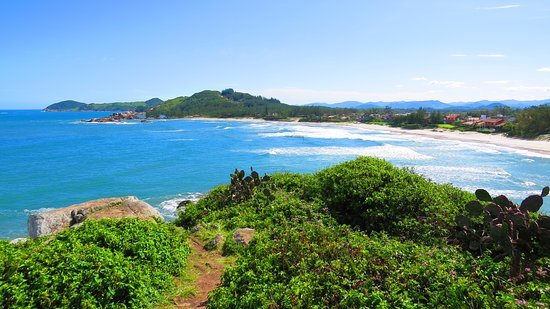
[444,114,459,124]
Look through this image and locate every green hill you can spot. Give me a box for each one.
[43,100,87,111]
[44,98,164,112]
[146,89,354,120]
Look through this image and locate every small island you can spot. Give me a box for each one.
[81,111,142,123]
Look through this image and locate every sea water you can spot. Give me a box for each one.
[1,110,549,239]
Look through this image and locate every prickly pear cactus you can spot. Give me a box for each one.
[229,167,272,203]
[455,186,549,278]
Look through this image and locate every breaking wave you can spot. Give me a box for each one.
[249,145,433,160]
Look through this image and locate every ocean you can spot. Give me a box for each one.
[1,110,549,239]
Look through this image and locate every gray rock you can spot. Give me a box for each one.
[28,196,162,238]
[204,234,225,251]
[233,228,255,245]
[9,238,29,245]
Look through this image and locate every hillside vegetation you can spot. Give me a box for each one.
[146,89,353,119]
[44,98,163,112]
[178,157,549,308]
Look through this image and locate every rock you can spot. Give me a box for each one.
[204,234,224,251]
[28,196,162,238]
[82,111,140,123]
[191,224,203,233]
[9,238,29,245]
[233,228,255,245]
[177,200,193,211]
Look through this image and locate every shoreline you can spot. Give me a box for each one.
[177,117,550,157]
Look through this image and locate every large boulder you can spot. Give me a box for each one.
[28,196,162,238]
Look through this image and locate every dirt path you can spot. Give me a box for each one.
[173,237,226,308]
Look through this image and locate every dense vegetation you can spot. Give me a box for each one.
[2,157,548,307]
[0,219,189,308]
[176,157,549,307]
[146,89,354,119]
[507,105,550,138]
[44,98,163,112]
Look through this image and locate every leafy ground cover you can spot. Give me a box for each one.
[0,219,190,308]
[177,157,550,308]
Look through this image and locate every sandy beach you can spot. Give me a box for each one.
[182,117,550,157]
[353,123,550,157]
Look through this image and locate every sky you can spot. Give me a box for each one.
[1,0,550,108]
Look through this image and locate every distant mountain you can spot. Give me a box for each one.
[303,98,550,110]
[382,100,450,110]
[44,98,164,112]
[306,101,364,108]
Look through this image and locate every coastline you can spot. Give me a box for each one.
[179,117,550,157]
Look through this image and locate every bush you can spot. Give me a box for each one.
[0,219,190,308]
[208,223,549,308]
[174,159,548,307]
[315,157,474,243]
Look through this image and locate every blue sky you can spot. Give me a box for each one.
[1,0,549,108]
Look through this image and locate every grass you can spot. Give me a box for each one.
[437,123,456,129]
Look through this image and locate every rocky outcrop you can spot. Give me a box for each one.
[82,111,141,123]
[233,228,255,245]
[9,238,29,245]
[28,196,162,238]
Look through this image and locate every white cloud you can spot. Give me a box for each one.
[430,80,465,88]
[412,77,464,88]
[478,5,520,10]
[450,54,467,57]
[537,67,550,72]
[485,80,510,85]
[507,85,550,92]
[477,54,506,58]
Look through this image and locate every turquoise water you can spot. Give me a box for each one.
[1,110,549,239]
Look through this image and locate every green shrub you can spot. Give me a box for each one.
[178,186,333,233]
[209,223,549,308]
[270,172,320,201]
[315,157,473,242]
[0,218,190,308]
[173,159,547,307]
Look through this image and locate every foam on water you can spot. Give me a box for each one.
[24,207,57,214]
[154,193,204,218]
[414,166,512,183]
[73,121,138,125]
[249,145,433,160]
[522,181,537,186]
[460,186,544,202]
[512,149,550,159]
[259,125,409,142]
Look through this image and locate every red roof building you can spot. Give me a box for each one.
[477,118,505,128]
[444,114,459,124]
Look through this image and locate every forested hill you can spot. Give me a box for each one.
[145,89,354,120]
[44,98,163,112]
